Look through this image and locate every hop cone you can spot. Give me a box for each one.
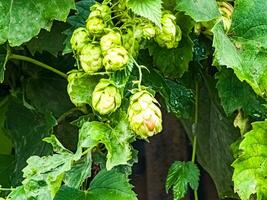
[128,91,162,138]
[70,27,90,53]
[103,46,129,71]
[90,3,111,21]
[100,30,122,54]
[155,12,182,49]
[135,20,156,40]
[86,10,106,36]
[79,43,102,73]
[92,79,122,115]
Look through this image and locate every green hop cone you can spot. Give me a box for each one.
[103,46,129,71]
[155,11,182,49]
[122,28,139,58]
[86,10,106,36]
[91,3,111,21]
[92,79,122,115]
[79,43,103,74]
[135,20,156,40]
[100,30,122,54]
[70,27,90,53]
[128,90,162,138]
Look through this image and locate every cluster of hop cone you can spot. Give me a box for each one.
[69,1,182,138]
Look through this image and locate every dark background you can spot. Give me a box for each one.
[131,110,219,200]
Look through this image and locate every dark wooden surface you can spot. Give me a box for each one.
[131,111,219,200]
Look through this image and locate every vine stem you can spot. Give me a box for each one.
[0,187,14,191]
[132,58,142,90]
[8,54,67,79]
[192,81,199,200]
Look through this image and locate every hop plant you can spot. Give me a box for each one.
[100,30,122,54]
[135,20,156,40]
[128,90,162,138]
[86,10,106,36]
[122,28,139,58]
[70,27,90,53]
[155,12,182,49]
[90,3,111,21]
[79,43,103,74]
[103,46,129,71]
[92,79,122,115]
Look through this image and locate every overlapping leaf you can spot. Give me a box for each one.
[216,68,267,119]
[0,0,75,46]
[212,0,267,99]
[55,170,137,200]
[128,0,162,27]
[232,120,267,200]
[78,117,133,170]
[175,0,220,22]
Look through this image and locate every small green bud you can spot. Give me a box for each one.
[92,79,122,115]
[155,11,182,49]
[100,30,122,54]
[79,43,103,74]
[128,90,162,138]
[103,46,129,71]
[70,27,90,53]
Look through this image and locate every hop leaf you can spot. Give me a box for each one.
[92,79,122,115]
[155,11,182,49]
[128,90,162,138]
[166,161,200,200]
[79,43,103,74]
[232,120,267,200]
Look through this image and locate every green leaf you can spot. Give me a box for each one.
[166,161,200,200]
[232,120,267,200]
[55,170,137,200]
[21,153,73,199]
[64,154,92,189]
[230,0,267,49]
[5,99,57,185]
[216,68,267,119]
[148,13,194,78]
[128,0,162,27]
[24,70,73,118]
[67,71,101,107]
[0,155,14,187]
[78,118,133,170]
[212,20,267,99]
[0,46,9,83]
[87,170,137,200]
[25,22,68,57]
[182,72,240,198]
[0,0,75,46]
[54,186,85,200]
[0,96,12,155]
[175,0,220,22]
